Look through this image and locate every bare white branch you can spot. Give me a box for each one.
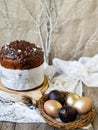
[57,1,89,28]
[19,0,38,25]
[19,0,87,63]
[0,9,12,41]
[85,29,98,50]
[37,24,44,51]
[70,29,98,60]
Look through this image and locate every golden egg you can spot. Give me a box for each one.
[73,97,92,114]
[44,100,62,117]
[66,93,80,106]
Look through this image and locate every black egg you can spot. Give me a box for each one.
[59,106,77,123]
[48,90,65,105]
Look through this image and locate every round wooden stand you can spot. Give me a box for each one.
[0,76,48,102]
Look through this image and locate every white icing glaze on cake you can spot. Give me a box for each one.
[0,64,44,90]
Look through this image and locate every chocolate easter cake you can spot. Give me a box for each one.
[0,40,44,90]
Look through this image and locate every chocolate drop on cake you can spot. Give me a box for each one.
[0,40,44,69]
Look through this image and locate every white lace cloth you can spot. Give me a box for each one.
[0,54,98,128]
[0,96,45,123]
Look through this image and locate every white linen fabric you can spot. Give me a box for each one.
[45,54,98,96]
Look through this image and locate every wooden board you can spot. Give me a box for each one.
[0,76,48,102]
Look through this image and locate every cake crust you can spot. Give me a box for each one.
[0,40,44,69]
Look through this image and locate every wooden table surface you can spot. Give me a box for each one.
[0,87,98,130]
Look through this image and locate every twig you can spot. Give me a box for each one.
[0,10,12,41]
[57,1,89,28]
[20,0,38,25]
[70,29,98,60]
[37,24,44,51]
[85,29,98,49]
[20,0,45,57]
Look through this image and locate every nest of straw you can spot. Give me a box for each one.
[37,91,95,130]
